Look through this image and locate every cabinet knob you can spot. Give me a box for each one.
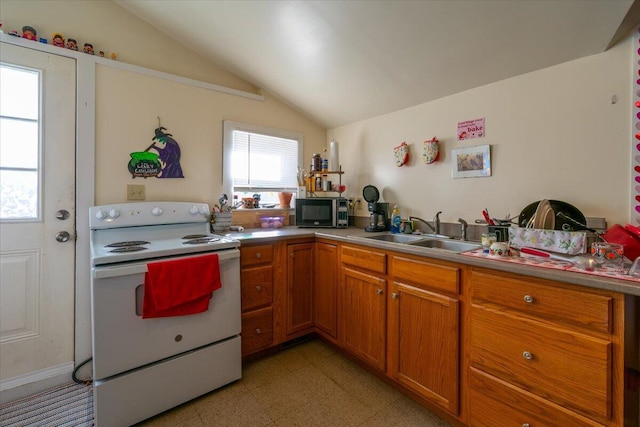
[256,285,262,291]
[391,292,398,299]
[256,252,262,258]
[522,424,530,427]
[523,294,533,304]
[256,328,262,335]
[376,288,383,295]
[522,351,533,360]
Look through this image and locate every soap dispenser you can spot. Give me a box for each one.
[390,204,401,234]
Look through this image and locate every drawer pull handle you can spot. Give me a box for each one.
[522,351,533,360]
[256,252,262,258]
[392,292,398,299]
[376,288,383,295]
[256,285,262,291]
[523,295,533,304]
[256,328,262,335]
[522,424,530,427]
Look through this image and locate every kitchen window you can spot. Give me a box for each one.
[222,120,302,206]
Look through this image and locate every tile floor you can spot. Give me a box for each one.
[136,339,452,426]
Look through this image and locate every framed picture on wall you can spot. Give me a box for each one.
[451,145,491,178]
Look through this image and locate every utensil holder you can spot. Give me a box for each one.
[488,226,510,242]
[211,211,233,232]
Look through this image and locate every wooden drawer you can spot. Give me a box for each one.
[341,245,386,274]
[241,265,273,312]
[471,269,613,333]
[391,255,459,294]
[469,368,604,427]
[240,244,274,267]
[241,307,273,356]
[470,307,612,423]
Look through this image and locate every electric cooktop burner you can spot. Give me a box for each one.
[110,246,148,253]
[183,238,221,245]
[106,241,151,248]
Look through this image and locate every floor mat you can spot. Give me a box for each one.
[0,382,93,427]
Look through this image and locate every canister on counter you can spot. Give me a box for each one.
[312,154,322,172]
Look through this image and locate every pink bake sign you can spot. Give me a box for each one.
[457,118,485,141]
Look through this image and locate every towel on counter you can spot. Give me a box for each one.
[142,253,221,318]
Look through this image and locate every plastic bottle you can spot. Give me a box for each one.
[390,204,401,234]
[321,148,329,172]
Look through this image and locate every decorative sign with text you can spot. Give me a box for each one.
[457,118,485,141]
[128,124,185,179]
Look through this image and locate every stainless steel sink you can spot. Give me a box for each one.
[361,234,426,244]
[408,239,481,252]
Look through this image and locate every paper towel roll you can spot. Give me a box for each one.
[329,140,339,171]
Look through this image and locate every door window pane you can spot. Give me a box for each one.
[0,118,38,168]
[0,64,40,220]
[0,170,38,219]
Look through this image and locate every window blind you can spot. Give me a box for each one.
[231,130,299,191]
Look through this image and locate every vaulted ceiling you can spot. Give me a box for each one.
[116,0,637,129]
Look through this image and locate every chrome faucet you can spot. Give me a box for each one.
[458,218,468,241]
[433,211,442,235]
[409,211,442,235]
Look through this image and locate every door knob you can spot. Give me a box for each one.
[56,231,71,242]
[55,209,70,220]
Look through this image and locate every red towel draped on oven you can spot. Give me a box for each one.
[142,253,221,319]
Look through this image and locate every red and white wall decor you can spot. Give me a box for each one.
[633,25,640,224]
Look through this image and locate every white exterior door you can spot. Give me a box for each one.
[0,43,76,385]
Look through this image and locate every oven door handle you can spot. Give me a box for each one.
[93,249,240,279]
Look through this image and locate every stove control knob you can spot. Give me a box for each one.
[152,207,163,216]
[189,205,199,215]
[95,209,107,220]
[108,209,120,219]
[199,205,208,215]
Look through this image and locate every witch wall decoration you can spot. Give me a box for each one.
[128,119,184,179]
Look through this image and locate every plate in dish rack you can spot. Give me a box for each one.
[518,200,586,231]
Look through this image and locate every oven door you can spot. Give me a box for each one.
[91,249,240,381]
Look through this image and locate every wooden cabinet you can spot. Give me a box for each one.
[314,241,338,338]
[388,255,460,415]
[468,268,625,426]
[240,243,275,356]
[340,244,387,371]
[285,242,314,337]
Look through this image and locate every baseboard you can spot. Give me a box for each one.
[0,362,74,404]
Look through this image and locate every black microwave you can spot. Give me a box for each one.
[295,197,348,228]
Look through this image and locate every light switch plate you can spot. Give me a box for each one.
[127,184,145,200]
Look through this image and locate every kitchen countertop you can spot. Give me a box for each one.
[227,226,640,297]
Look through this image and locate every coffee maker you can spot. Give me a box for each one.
[365,202,390,232]
[363,185,390,232]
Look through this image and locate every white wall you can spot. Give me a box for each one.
[331,34,632,227]
[94,64,325,205]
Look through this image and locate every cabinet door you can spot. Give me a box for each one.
[389,282,459,414]
[286,242,314,336]
[341,266,386,371]
[314,242,338,338]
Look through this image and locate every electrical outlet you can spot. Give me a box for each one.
[127,184,145,200]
